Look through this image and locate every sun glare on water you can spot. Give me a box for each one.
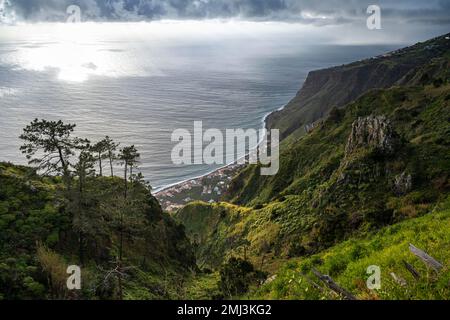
[19,41,107,82]
[0,22,168,82]
[0,21,323,83]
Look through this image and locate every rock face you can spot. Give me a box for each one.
[394,171,413,195]
[266,33,450,140]
[345,116,399,156]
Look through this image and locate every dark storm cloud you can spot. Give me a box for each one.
[2,0,450,25]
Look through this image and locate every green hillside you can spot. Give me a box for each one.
[176,36,450,300]
[1,34,449,301]
[183,199,449,300]
[177,84,450,270]
[253,200,450,300]
[0,162,195,299]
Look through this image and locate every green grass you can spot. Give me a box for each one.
[252,199,450,300]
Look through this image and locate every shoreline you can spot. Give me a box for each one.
[154,102,288,196]
[153,161,241,194]
[154,102,289,211]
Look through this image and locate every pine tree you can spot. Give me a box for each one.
[71,142,96,265]
[104,136,119,177]
[19,119,87,188]
[91,139,108,177]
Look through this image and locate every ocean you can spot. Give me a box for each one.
[0,22,402,190]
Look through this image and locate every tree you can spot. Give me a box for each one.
[91,140,108,177]
[70,142,96,265]
[259,241,271,269]
[239,239,251,260]
[118,145,140,198]
[218,258,266,298]
[104,136,119,177]
[73,142,96,193]
[19,119,85,187]
[115,145,141,299]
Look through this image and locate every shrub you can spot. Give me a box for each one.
[218,257,266,298]
[253,204,264,210]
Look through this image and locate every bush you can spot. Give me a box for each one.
[433,78,444,88]
[218,257,266,298]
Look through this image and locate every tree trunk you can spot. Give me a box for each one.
[58,147,71,189]
[117,206,124,300]
[117,162,127,300]
[117,264,123,300]
[98,152,103,176]
[260,254,266,269]
[78,169,85,265]
[109,153,114,177]
[79,231,84,266]
[124,162,128,199]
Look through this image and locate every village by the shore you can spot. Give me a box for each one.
[155,163,245,212]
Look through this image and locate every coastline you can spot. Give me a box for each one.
[154,102,287,194]
[154,102,288,211]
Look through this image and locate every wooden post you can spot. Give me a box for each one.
[409,244,443,272]
[312,268,357,300]
[403,260,420,280]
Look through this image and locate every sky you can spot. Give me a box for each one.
[0,1,449,45]
[0,0,448,24]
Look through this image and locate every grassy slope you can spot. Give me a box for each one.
[228,82,450,207]
[253,199,450,300]
[182,200,450,300]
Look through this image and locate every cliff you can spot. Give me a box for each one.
[266,33,450,141]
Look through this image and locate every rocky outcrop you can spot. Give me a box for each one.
[393,171,413,195]
[345,116,399,156]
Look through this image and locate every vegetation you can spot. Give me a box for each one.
[176,34,450,300]
[177,83,450,269]
[1,34,449,300]
[0,120,195,300]
[218,257,266,299]
[252,199,450,300]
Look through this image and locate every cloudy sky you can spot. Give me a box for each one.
[0,0,449,45]
[0,0,448,24]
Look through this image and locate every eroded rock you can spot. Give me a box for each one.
[394,171,412,195]
[345,115,399,156]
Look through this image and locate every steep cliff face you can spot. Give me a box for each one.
[344,115,400,156]
[266,33,450,140]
